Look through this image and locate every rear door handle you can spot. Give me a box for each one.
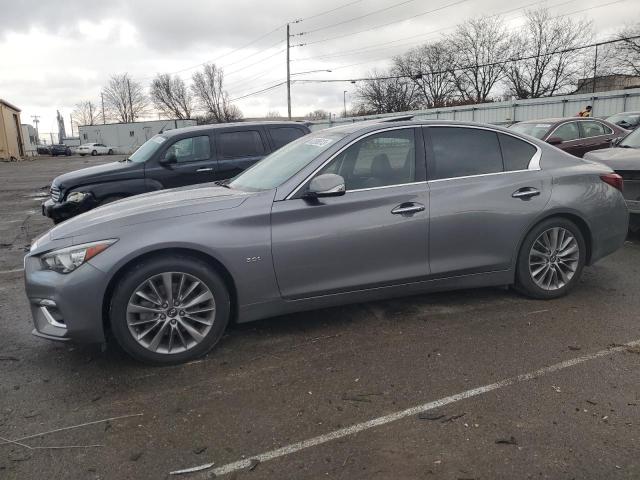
[196,167,213,172]
[391,202,425,215]
[512,187,540,200]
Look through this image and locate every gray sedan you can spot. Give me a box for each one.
[24,120,629,364]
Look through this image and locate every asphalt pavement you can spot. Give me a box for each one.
[1,155,639,479]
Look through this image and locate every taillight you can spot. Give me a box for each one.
[600,173,623,192]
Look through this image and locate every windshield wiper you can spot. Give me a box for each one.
[119,157,131,162]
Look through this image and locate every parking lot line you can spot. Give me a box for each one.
[189,339,640,478]
[0,268,23,275]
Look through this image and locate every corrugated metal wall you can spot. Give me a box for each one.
[309,87,640,131]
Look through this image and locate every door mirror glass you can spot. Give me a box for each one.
[305,174,346,198]
[546,136,563,146]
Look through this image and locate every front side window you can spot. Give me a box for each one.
[317,129,416,190]
[270,127,306,149]
[427,127,502,180]
[580,121,606,138]
[498,133,537,171]
[219,130,265,158]
[164,136,210,163]
[553,122,580,141]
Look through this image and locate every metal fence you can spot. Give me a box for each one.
[308,87,640,131]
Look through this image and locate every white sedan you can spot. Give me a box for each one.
[76,143,114,156]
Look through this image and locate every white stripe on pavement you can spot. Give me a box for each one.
[0,268,23,275]
[189,339,640,478]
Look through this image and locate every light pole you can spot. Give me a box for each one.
[343,91,347,118]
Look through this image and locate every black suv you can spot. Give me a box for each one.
[43,121,310,223]
[50,144,72,156]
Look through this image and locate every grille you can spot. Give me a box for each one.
[50,186,61,202]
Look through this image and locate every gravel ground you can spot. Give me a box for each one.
[0,155,639,479]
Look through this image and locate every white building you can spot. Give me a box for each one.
[21,124,38,156]
[78,119,197,154]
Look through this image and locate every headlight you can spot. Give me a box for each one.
[66,191,89,203]
[40,239,117,273]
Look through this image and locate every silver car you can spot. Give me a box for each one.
[24,120,628,364]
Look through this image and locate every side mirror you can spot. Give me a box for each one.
[160,152,177,166]
[546,136,563,146]
[305,173,346,198]
[611,137,622,147]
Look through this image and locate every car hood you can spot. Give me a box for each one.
[49,185,251,240]
[584,147,640,170]
[53,161,143,191]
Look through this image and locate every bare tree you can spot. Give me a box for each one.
[355,69,421,114]
[71,100,101,126]
[612,24,640,76]
[505,8,592,98]
[305,109,330,120]
[150,74,193,119]
[191,64,242,123]
[102,73,148,123]
[449,16,511,103]
[266,110,282,119]
[394,41,458,108]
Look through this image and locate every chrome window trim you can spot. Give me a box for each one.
[285,124,542,199]
[347,181,428,193]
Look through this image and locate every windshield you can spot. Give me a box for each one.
[129,135,167,163]
[228,131,346,191]
[509,122,551,139]
[607,113,640,128]
[619,128,640,148]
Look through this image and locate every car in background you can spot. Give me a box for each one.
[585,126,640,230]
[26,120,628,364]
[37,145,51,155]
[509,117,626,157]
[76,143,114,156]
[606,111,640,131]
[50,144,72,156]
[42,121,311,223]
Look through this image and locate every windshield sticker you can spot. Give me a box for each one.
[535,124,551,128]
[305,138,333,147]
[151,136,166,144]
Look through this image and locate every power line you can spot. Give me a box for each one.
[295,0,419,36]
[295,0,469,47]
[297,0,364,23]
[229,81,286,102]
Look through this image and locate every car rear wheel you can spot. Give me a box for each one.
[109,255,230,365]
[107,149,113,155]
[515,218,586,299]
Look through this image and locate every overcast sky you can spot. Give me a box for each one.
[0,0,637,139]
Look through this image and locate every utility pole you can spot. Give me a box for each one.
[592,43,599,94]
[126,78,134,123]
[343,90,347,118]
[70,114,73,136]
[286,23,291,120]
[101,92,106,124]
[89,102,93,124]
[31,115,40,144]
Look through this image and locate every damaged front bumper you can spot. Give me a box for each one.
[42,193,97,223]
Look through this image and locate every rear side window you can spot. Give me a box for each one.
[580,121,607,138]
[427,127,502,180]
[269,127,305,149]
[219,130,265,158]
[553,122,579,141]
[498,133,536,171]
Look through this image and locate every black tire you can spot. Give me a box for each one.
[107,149,113,155]
[514,217,586,299]
[91,150,97,156]
[65,149,71,156]
[109,255,230,365]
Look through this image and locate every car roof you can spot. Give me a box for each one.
[162,121,309,137]
[315,119,522,136]
[607,111,640,115]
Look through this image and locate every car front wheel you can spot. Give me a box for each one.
[91,150,97,156]
[109,255,230,364]
[515,217,586,299]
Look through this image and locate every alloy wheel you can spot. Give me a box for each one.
[126,272,216,354]
[528,227,579,291]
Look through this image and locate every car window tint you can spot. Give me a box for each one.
[318,129,416,190]
[498,133,536,171]
[165,136,210,163]
[553,122,579,141]
[581,121,606,138]
[427,127,502,180]
[219,130,265,158]
[270,127,305,149]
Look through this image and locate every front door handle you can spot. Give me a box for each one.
[391,202,425,215]
[512,187,541,200]
[196,167,213,172]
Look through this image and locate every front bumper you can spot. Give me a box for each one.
[24,255,109,344]
[42,195,97,223]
